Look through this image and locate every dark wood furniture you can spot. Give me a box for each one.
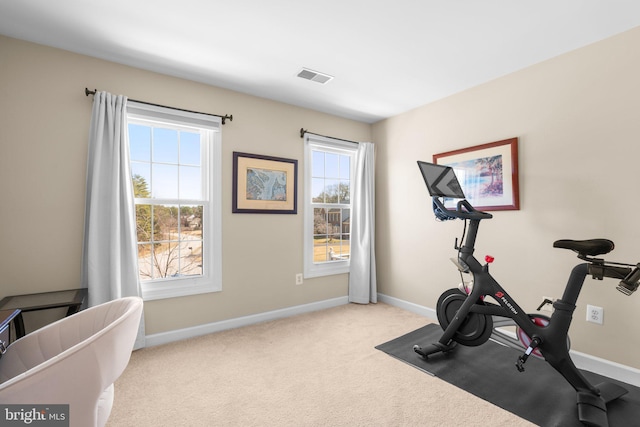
[0,308,21,356]
[0,288,88,339]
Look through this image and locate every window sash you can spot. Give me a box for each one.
[304,134,356,278]
[127,103,222,300]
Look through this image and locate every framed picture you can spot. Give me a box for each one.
[232,152,298,214]
[433,137,519,211]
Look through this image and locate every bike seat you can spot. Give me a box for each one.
[553,239,615,257]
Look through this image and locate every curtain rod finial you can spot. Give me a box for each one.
[300,128,306,138]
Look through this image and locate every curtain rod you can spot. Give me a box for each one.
[85,88,233,125]
[299,128,360,145]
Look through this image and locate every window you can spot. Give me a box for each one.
[303,134,356,278]
[127,102,222,300]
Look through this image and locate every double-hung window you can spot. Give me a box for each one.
[127,102,222,300]
[303,134,356,278]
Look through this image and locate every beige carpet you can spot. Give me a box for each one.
[107,303,535,426]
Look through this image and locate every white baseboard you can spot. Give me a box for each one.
[570,350,640,387]
[377,293,437,320]
[145,296,349,347]
[377,293,640,387]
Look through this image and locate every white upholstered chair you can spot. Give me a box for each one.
[0,296,143,427]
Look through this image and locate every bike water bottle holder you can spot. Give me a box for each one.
[450,257,470,273]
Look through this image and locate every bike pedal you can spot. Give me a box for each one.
[516,356,527,372]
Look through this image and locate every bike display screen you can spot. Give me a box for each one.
[417,161,466,199]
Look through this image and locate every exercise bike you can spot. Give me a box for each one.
[413,161,640,427]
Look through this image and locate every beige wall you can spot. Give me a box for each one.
[3,27,640,367]
[0,36,371,335]
[373,27,640,368]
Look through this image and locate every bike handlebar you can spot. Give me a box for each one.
[432,197,493,221]
[618,265,640,295]
[588,262,640,296]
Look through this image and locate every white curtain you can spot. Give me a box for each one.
[349,142,377,303]
[81,91,145,349]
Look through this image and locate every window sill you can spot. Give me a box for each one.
[304,263,350,279]
[141,279,221,301]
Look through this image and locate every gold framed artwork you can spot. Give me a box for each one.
[232,152,298,214]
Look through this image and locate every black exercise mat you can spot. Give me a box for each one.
[376,324,640,427]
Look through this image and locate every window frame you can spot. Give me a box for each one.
[127,102,222,301]
[303,134,356,278]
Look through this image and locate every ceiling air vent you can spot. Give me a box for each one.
[297,68,333,84]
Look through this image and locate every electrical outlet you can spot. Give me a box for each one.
[586,304,604,325]
[295,273,303,285]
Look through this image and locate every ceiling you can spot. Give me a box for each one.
[1,1,640,123]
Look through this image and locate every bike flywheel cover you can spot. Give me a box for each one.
[437,288,493,346]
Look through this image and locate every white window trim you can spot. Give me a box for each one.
[127,102,222,301]
[303,133,356,278]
